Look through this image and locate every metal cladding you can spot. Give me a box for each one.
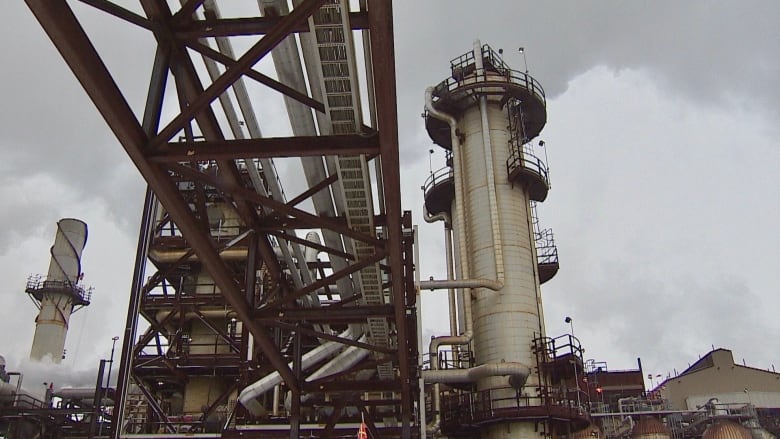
[702,421,754,439]
[28,219,90,364]
[46,218,87,283]
[631,416,671,439]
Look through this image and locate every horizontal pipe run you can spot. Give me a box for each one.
[238,328,355,415]
[422,362,531,387]
[418,279,501,292]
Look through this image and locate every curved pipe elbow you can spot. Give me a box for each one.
[422,362,531,389]
[428,332,473,372]
[423,204,451,226]
[419,279,501,292]
[425,87,457,128]
[304,231,322,263]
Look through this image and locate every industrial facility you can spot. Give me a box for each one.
[2,1,778,439]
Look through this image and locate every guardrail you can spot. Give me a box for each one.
[507,145,549,187]
[422,166,454,196]
[435,44,546,107]
[441,385,589,430]
[535,228,558,266]
[26,275,92,304]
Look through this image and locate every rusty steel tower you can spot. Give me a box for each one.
[420,42,588,438]
[26,1,417,438]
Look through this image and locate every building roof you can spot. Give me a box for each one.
[660,349,780,384]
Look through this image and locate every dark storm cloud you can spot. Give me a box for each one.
[395,1,779,111]
[1,1,777,383]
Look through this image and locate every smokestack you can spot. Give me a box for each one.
[27,219,92,363]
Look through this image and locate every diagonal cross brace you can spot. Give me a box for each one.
[147,0,327,149]
[25,0,299,392]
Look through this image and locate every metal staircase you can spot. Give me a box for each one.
[308,0,393,379]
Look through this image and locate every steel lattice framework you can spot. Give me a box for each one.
[25,1,417,438]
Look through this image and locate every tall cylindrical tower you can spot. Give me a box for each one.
[423,42,582,438]
[27,218,92,363]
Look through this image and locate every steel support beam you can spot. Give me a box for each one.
[28,0,412,435]
[184,40,326,113]
[148,0,327,149]
[173,12,369,38]
[167,162,382,246]
[367,1,413,437]
[25,0,298,392]
[151,133,378,162]
[254,304,395,323]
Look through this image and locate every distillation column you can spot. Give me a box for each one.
[27,218,91,363]
[423,42,557,438]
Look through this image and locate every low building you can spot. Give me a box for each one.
[656,349,780,410]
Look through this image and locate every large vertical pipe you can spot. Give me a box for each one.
[29,218,88,363]
[473,40,505,287]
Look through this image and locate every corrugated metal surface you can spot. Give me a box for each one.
[702,421,753,439]
[461,104,540,389]
[631,416,671,439]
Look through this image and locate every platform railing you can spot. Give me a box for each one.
[440,385,589,430]
[422,166,454,197]
[536,333,585,363]
[437,349,474,370]
[26,275,93,304]
[507,144,549,187]
[433,43,546,106]
[439,44,546,106]
[535,228,559,266]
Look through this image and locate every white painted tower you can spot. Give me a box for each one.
[27,218,92,363]
[422,42,586,438]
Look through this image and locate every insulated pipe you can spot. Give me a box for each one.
[304,335,369,382]
[419,279,501,292]
[237,329,354,416]
[424,87,476,337]
[422,207,457,336]
[473,39,506,286]
[423,360,531,436]
[422,361,531,389]
[422,362,530,387]
[424,87,482,436]
[422,204,450,225]
[272,384,280,417]
[444,225,457,336]
[282,338,369,410]
[265,0,355,301]
[196,1,308,291]
[304,231,322,280]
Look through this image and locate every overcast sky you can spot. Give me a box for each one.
[1,1,778,394]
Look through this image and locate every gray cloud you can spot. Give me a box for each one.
[0,2,777,391]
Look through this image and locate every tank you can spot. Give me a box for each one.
[631,416,671,439]
[703,421,754,439]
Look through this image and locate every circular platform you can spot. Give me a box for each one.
[539,261,560,285]
[423,168,455,216]
[441,396,590,436]
[507,150,550,202]
[426,69,547,149]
